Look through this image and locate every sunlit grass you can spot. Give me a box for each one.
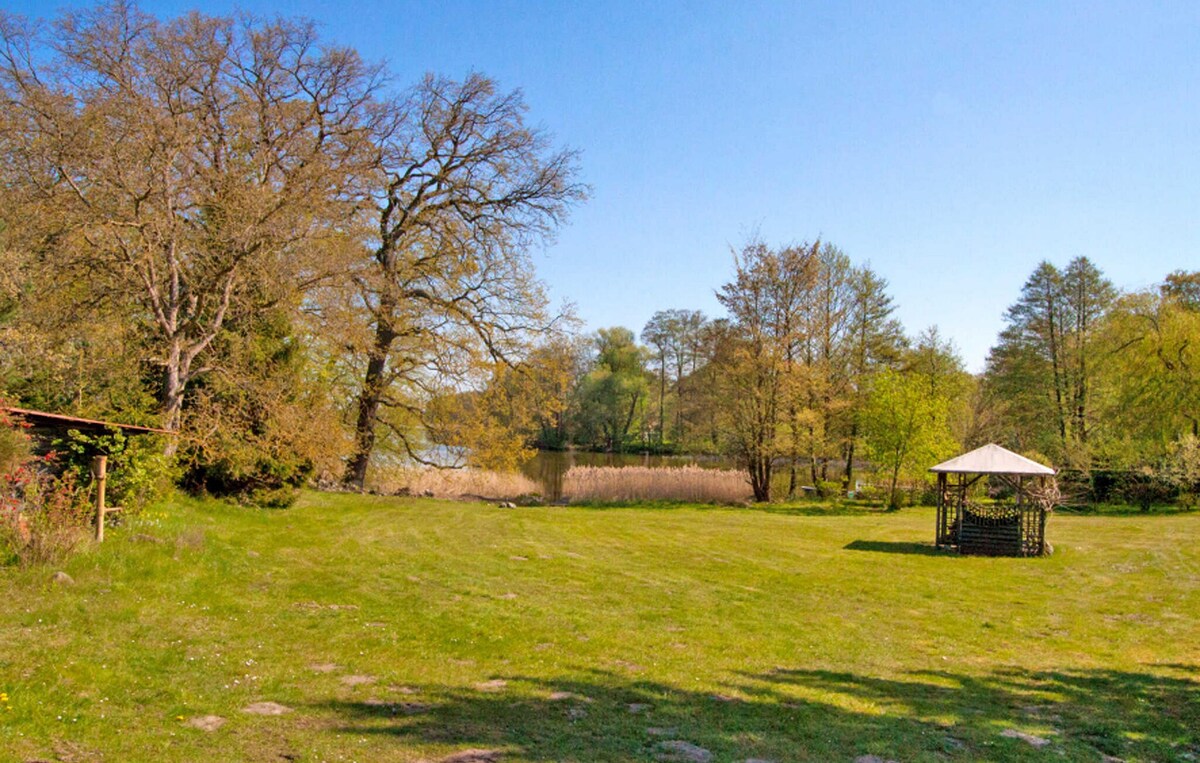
[0,493,1196,762]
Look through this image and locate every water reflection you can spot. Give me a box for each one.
[520,450,735,501]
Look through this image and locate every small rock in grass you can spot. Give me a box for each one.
[340,674,377,687]
[1000,729,1051,748]
[656,740,713,763]
[628,702,651,713]
[363,698,427,715]
[942,737,967,752]
[646,727,677,737]
[241,701,291,716]
[440,750,501,763]
[548,691,591,702]
[186,715,226,732]
[567,706,588,720]
[474,679,507,692]
[309,663,339,673]
[51,571,74,586]
[497,501,516,509]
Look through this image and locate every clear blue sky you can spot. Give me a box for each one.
[12,1,1200,370]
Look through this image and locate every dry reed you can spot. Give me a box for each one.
[370,467,540,501]
[562,465,751,504]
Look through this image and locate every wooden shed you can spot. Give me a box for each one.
[2,406,169,542]
[931,444,1056,557]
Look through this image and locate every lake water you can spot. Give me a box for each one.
[520,450,736,501]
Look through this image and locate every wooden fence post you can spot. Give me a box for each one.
[93,455,107,543]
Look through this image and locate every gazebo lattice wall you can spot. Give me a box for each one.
[935,473,1048,557]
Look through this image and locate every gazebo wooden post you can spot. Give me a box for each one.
[935,472,947,547]
[1038,474,1047,555]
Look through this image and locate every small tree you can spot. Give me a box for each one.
[862,367,957,509]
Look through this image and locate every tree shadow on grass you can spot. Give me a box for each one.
[843,540,947,556]
[313,664,1199,762]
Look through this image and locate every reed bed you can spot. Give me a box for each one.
[371,467,540,501]
[563,465,751,504]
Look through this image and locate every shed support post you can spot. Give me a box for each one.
[93,455,107,543]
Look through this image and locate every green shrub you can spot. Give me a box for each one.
[55,428,177,513]
[816,480,845,499]
[850,483,881,502]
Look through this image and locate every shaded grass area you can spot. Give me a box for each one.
[0,493,1197,762]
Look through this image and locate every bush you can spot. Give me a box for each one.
[850,483,881,502]
[1,412,94,565]
[56,428,177,513]
[1,467,93,565]
[816,480,845,499]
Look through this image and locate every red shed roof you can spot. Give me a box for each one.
[1,406,170,435]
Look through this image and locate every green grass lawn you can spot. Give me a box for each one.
[1,494,1197,763]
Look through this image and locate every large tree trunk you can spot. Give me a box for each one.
[344,320,397,490]
[1046,295,1067,447]
[843,419,858,492]
[749,455,771,502]
[161,342,185,457]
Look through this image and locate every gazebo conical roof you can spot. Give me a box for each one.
[929,443,1055,476]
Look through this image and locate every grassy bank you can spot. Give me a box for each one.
[1,493,1197,762]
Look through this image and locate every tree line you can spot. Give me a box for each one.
[515,240,967,505]
[530,250,1198,506]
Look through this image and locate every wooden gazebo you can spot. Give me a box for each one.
[931,444,1056,557]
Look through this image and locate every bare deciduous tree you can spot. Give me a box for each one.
[340,73,586,488]
[0,3,382,442]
